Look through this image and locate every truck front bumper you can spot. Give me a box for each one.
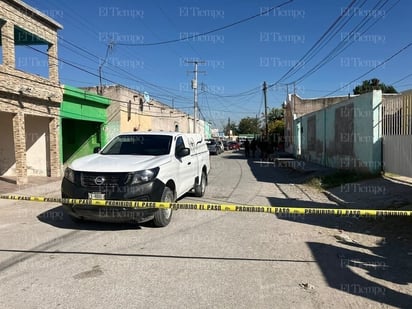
[61,178,167,223]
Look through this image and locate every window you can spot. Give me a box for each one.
[102,135,172,156]
[0,19,5,64]
[175,136,185,153]
[14,26,50,78]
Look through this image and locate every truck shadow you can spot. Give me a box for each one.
[37,193,192,231]
[36,205,149,230]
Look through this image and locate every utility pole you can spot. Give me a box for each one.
[98,41,114,95]
[255,114,258,139]
[227,117,231,139]
[186,60,205,133]
[293,82,296,114]
[263,81,268,140]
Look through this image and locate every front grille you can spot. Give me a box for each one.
[80,172,130,189]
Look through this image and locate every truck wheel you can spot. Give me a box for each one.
[153,187,174,227]
[194,171,207,197]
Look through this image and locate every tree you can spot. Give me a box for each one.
[267,107,284,122]
[266,108,285,148]
[238,117,260,134]
[268,119,284,136]
[353,78,397,95]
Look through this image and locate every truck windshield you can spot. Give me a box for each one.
[100,135,172,156]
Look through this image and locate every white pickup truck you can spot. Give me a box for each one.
[61,131,210,227]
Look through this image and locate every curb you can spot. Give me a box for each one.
[383,174,412,186]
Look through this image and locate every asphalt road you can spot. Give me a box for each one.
[0,151,411,308]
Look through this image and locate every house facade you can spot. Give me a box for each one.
[284,93,349,154]
[60,85,110,165]
[82,85,210,138]
[0,1,216,185]
[0,0,62,184]
[293,91,384,173]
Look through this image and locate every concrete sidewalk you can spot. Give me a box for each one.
[0,176,62,197]
[325,175,412,210]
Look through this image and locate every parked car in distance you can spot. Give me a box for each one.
[206,139,221,155]
[223,140,229,151]
[228,141,240,151]
[216,140,224,153]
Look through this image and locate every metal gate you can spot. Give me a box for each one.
[382,91,412,177]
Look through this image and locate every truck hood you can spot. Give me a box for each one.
[69,154,171,172]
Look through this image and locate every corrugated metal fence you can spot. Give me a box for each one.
[382,92,412,177]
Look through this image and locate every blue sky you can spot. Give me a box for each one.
[21,0,412,130]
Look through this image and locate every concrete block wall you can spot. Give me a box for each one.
[284,93,348,153]
[294,90,383,173]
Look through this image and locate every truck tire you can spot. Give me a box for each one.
[194,170,207,197]
[153,187,174,227]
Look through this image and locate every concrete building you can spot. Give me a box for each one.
[292,91,383,173]
[82,85,209,138]
[283,93,349,154]
[0,0,63,184]
[60,85,110,165]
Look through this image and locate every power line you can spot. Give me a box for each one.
[0,4,194,102]
[391,73,412,86]
[293,0,398,85]
[2,3,276,120]
[269,0,399,89]
[269,0,359,88]
[116,0,294,46]
[0,70,192,120]
[201,86,261,99]
[9,34,194,105]
[323,42,412,97]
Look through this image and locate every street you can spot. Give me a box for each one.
[0,151,411,308]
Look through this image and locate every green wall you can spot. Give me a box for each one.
[60,85,110,164]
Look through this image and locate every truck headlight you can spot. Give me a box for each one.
[130,167,159,185]
[64,167,75,183]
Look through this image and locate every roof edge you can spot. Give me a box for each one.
[6,0,63,30]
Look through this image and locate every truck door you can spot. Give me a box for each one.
[174,135,196,196]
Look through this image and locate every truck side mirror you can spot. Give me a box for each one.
[177,147,190,157]
[93,147,101,153]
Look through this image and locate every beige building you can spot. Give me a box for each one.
[83,85,207,139]
[0,0,63,184]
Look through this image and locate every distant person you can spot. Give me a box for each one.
[250,138,257,158]
[260,139,269,161]
[244,138,250,158]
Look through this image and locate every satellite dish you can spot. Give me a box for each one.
[143,91,150,103]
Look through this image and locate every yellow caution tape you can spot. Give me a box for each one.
[0,194,411,217]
